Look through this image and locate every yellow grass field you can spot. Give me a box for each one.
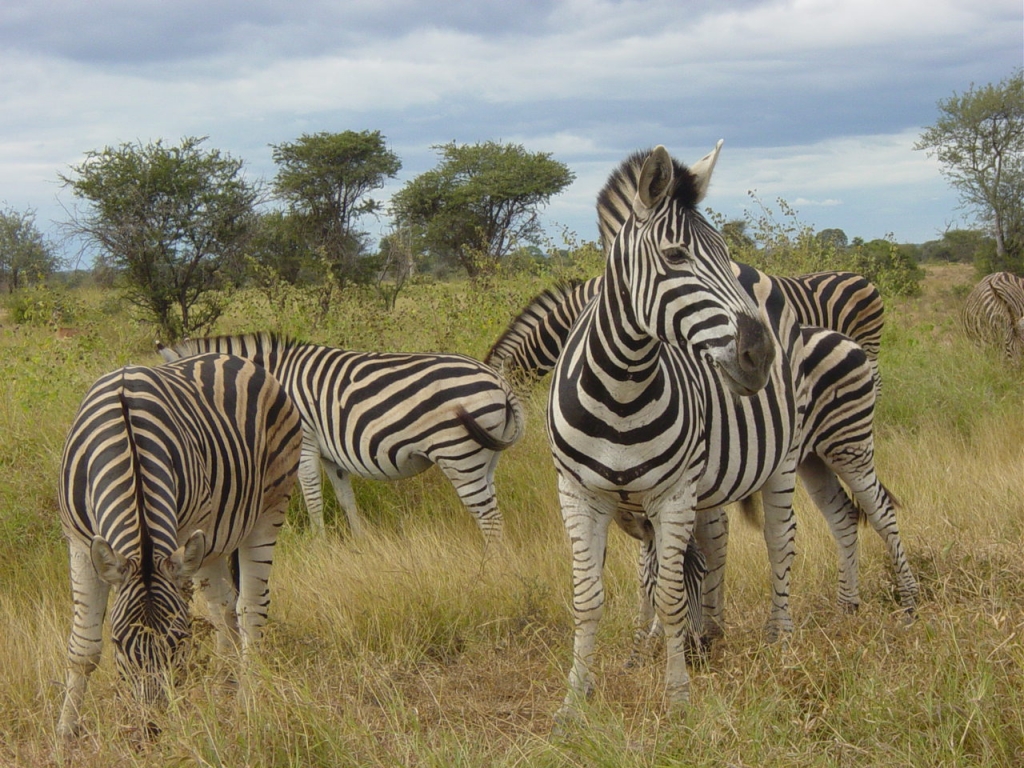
[0,263,1021,766]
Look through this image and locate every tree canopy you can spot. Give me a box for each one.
[271,130,401,286]
[0,207,58,292]
[60,136,258,339]
[916,69,1024,274]
[391,141,575,276]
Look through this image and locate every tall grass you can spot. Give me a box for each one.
[1,264,1022,766]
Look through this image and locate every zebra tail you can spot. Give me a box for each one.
[456,399,524,452]
[155,341,181,362]
[738,494,762,527]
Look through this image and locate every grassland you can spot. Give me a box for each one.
[0,263,1021,767]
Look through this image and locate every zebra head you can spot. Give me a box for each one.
[600,143,774,395]
[90,530,206,708]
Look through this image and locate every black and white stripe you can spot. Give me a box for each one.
[548,144,804,717]
[57,354,302,738]
[961,271,1024,362]
[488,269,884,396]
[159,333,524,543]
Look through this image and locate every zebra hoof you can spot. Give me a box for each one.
[839,600,860,615]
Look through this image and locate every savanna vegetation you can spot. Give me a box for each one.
[0,257,1021,767]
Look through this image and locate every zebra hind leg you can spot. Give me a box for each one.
[321,458,367,540]
[439,452,504,546]
[798,454,863,614]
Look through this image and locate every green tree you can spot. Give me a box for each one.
[60,136,258,339]
[391,141,575,277]
[915,70,1024,274]
[0,207,58,292]
[270,130,401,287]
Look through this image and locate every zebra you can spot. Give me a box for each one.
[158,333,524,543]
[487,270,884,397]
[961,271,1024,362]
[57,353,302,739]
[548,143,812,718]
[490,254,914,654]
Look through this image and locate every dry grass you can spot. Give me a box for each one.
[1,267,1022,766]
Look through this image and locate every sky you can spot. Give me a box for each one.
[1,0,1021,266]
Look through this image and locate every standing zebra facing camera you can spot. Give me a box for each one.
[546,142,820,719]
[158,334,524,544]
[57,353,302,739]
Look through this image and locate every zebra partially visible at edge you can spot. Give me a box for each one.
[961,271,1024,362]
[159,334,524,544]
[57,354,302,739]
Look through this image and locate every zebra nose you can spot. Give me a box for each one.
[735,312,775,386]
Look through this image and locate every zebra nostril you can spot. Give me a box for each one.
[735,313,775,376]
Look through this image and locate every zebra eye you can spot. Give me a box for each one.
[663,246,690,265]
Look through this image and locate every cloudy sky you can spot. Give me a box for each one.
[1,0,1021,264]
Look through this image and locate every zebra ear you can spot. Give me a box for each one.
[633,145,674,221]
[90,536,130,588]
[156,341,180,362]
[167,530,207,582]
[689,140,724,204]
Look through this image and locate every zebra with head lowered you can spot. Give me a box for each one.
[57,353,302,739]
[159,334,524,544]
[548,142,816,718]
[961,271,1024,362]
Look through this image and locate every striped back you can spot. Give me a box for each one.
[961,271,1024,361]
[59,354,301,702]
[485,280,601,378]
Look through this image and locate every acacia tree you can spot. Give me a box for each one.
[916,70,1024,273]
[0,207,58,292]
[60,136,258,339]
[270,130,401,287]
[391,141,575,276]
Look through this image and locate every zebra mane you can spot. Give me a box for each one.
[171,331,305,366]
[596,148,702,252]
[117,376,154,585]
[484,280,584,369]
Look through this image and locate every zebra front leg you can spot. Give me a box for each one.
[193,556,241,656]
[297,430,327,534]
[693,506,728,644]
[760,473,798,641]
[648,488,699,712]
[57,541,109,739]
[321,458,367,539]
[555,477,613,725]
[798,455,862,613]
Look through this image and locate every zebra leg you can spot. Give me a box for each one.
[648,487,699,711]
[58,540,110,739]
[438,451,504,545]
[321,458,367,539]
[798,454,862,613]
[693,506,728,643]
[555,476,613,724]
[297,429,327,534]
[234,512,286,651]
[834,456,919,617]
[194,556,241,655]
[759,472,799,641]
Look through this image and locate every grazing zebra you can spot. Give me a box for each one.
[487,270,884,396]
[57,354,302,738]
[548,143,811,718]
[159,334,524,543]
[961,271,1024,362]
